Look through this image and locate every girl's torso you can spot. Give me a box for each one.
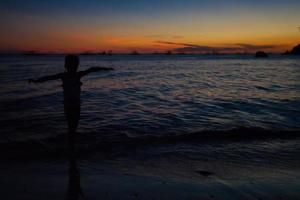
[62,73,82,105]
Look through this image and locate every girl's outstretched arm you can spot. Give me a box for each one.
[28,73,63,83]
[79,67,114,78]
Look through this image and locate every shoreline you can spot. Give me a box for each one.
[1,127,299,161]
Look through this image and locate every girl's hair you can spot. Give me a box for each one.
[65,55,79,73]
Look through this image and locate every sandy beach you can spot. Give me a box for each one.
[1,136,300,200]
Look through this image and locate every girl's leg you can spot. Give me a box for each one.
[64,105,81,143]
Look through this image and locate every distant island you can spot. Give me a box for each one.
[283,44,300,55]
[23,51,47,56]
[255,51,268,58]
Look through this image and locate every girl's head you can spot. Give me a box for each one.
[65,55,79,73]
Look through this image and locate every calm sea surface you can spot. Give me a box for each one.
[0,54,299,143]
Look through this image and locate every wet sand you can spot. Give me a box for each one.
[1,148,300,200]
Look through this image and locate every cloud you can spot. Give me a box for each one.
[235,43,277,50]
[146,35,183,39]
[157,41,200,47]
[157,41,242,52]
[156,41,279,53]
[176,46,242,52]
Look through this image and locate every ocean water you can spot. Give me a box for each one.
[0,54,299,143]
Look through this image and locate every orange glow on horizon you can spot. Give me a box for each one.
[1,18,299,54]
[1,1,299,54]
[2,35,298,54]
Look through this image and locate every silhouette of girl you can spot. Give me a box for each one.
[29,55,113,140]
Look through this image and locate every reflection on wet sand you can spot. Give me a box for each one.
[65,139,83,200]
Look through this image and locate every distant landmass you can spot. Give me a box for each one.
[23,51,47,56]
[283,44,300,55]
[255,51,268,58]
[1,45,300,56]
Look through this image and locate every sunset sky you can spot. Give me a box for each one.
[0,0,299,54]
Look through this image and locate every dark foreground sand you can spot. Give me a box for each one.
[1,149,300,200]
[1,133,300,200]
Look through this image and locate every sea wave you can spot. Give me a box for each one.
[0,127,299,160]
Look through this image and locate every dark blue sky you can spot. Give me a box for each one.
[1,0,299,16]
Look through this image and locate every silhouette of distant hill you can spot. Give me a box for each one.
[255,51,268,58]
[283,44,300,55]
